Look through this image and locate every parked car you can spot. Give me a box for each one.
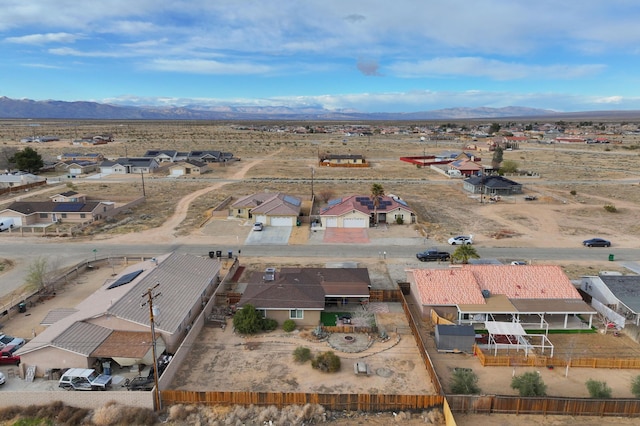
[583,238,611,248]
[510,260,528,265]
[58,368,112,391]
[416,250,451,262]
[448,235,473,245]
[524,195,537,201]
[0,371,5,385]
[0,335,25,350]
[252,222,263,231]
[124,374,155,391]
[0,345,21,365]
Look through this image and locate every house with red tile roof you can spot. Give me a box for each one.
[319,195,415,228]
[407,265,596,329]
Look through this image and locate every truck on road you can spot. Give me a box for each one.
[416,250,451,262]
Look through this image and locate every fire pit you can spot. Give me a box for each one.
[344,335,355,343]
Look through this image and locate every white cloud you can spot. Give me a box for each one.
[5,32,80,45]
[148,59,272,75]
[388,57,606,80]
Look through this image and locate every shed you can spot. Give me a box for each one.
[434,324,475,353]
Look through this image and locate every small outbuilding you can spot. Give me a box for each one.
[434,324,475,353]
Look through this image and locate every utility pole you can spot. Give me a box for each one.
[141,283,162,410]
[310,167,315,199]
[140,171,146,197]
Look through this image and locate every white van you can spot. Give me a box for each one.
[0,218,14,232]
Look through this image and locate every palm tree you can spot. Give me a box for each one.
[452,244,480,264]
[370,183,385,226]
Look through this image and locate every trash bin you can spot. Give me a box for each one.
[228,251,233,259]
[216,250,222,258]
[18,302,26,313]
[609,254,615,261]
[208,251,215,259]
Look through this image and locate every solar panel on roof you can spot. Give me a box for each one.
[283,195,301,206]
[53,203,85,212]
[327,198,342,206]
[107,270,144,290]
[396,199,408,206]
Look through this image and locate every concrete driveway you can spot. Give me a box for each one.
[244,226,292,245]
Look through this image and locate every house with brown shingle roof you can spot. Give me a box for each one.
[407,265,596,329]
[230,192,302,226]
[319,195,415,228]
[0,200,114,226]
[238,267,371,327]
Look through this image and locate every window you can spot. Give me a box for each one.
[39,213,48,218]
[289,309,303,319]
[80,213,86,218]
[61,213,67,218]
[257,309,266,319]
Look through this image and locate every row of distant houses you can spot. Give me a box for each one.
[54,149,237,177]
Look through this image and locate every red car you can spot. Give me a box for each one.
[0,345,20,365]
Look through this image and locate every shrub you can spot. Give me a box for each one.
[603,204,617,213]
[293,346,312,363]
[283,319,296,332]
[395,216,404,225]
[311,351,341,372]
[450,369,481,394]
[570,190,577,196]
[233,304,263,334]
[262,318,278,331]
[632,375,640,398]
[511,371,547,396]
[586,379,612,398]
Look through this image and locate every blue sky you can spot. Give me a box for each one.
[1,0,640,113]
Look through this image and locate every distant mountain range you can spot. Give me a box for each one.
[1,96,639,121]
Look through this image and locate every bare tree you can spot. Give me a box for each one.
[25,256,62,293]
[318,189,335,204]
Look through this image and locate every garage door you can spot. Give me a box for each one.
[270,216,293,227]
[343,217,368,228]
[69,167,82,175]
[325,217,338,228]
[171,169,184,176]
[255,215,267,224]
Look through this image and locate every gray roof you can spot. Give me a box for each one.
[4,201,102,215]
[52,321,112,356]
[600,275,640,313]
[41,308,78,326]
[107,252,220,334]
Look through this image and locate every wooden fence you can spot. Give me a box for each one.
[447,394,640,417]
[399,292,444,396]
[474,344,640,369]
[369,289,402,303]
[161,390,443,412]
[0,179,47,196]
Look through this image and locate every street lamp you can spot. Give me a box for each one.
[142,283,162,411]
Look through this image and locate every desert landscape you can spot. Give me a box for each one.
[2,120,640,425]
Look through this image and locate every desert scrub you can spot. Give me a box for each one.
[311,351,341,372]
[603,204,617,213]
[293,346,312,363]
[283,319,296,332]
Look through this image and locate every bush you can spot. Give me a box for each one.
[450,369,481,394]
[233,304,263,334]
[311,351,341,372]
[283,319,296,332]
[586,379,612,398]
[511,371,547,396]
[293,346,312,363]
[603,204,617,213]
[262,318,278,331]
[632,375,640,398]
[570,190,577,196]
[395,216,404,225]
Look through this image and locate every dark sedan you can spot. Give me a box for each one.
[583,238,611,247]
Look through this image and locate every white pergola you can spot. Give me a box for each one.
[485,321,554,357]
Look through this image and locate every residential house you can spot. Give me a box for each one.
[407,265,596,329]
[580,275,640,327]
[143,150,181,163]
[188,150,235,163]
[99,157,159,174]
[230,192,302,226]
[463,175,523,196]
[54,161,99,176]
[16,252,221,377]
[0,173,45,188]
[168,160,208,177]
[320,154,368,167]
[0,200,114,226]
[320,195,415,228]
[447,159,482,177]
[49,190,87,203]
[58,153,104,163]
[238,267,371,326]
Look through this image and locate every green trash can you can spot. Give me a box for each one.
[609,254,615,261]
